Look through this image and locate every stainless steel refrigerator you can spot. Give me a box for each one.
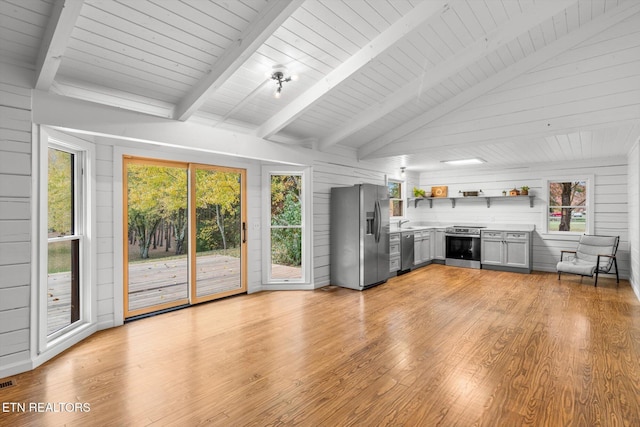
[330,184,390,290]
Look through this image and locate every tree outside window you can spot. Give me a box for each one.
[388,179,404,217]
[47,146,82,337]
[270,174,302,280]
[548,180,587,232]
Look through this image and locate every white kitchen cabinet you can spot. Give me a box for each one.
[413,230,432,265]
[389,232,400,273]
[414,231,422,265]
[433,229,445,261]
[421,231,431,262]
[481,230,531,273]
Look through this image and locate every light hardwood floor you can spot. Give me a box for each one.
[2,265,639,426]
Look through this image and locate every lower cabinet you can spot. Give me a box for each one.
[481,230,531,273]
[433,229,445,261]
[390,232,400,273]
[390,228,441,275]
[414,230,431,265]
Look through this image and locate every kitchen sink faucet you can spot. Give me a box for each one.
[398,219,410,228]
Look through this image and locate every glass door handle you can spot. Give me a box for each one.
[242,222,247,243]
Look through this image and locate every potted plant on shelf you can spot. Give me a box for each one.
[521,186,530,195]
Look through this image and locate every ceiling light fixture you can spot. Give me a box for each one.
[441,158,486,166]
[271,64,296,98]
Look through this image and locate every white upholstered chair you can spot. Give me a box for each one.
[557,234,619,287]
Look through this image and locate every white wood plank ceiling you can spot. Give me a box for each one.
[2,0,639,171]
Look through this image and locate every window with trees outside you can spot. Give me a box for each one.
[269,173,303,281]
[388,179,404,218]
[547,179,590,233]
[263,166,311,285]
[47,147,82,337]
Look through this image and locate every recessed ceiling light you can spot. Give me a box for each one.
[441,158,486,166]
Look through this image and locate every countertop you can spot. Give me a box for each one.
[390,223,535,233]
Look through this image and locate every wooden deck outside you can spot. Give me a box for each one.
[48,254,301,332]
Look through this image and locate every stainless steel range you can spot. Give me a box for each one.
[445,225,485,269]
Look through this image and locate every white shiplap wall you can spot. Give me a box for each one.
[415,157,630,279]
[95,142,115,328]
[628,141,640,299]
[0,64,32,374]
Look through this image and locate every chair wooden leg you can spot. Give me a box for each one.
[558,271,561,280]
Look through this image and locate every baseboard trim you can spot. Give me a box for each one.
[0,359,32,381]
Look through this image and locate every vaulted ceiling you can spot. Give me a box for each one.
[2,0,639,171]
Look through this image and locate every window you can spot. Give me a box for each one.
[47,147,81,336]
[38,130,95,354]
[547,178,592,234]
[262,166,311,285]
[388,178,404,218]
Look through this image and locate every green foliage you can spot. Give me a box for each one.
[48,241,71,274]
[271,174,301,225]
[388,181,401,199]
[48,149,73,236]
[196,169,241,252]
[270,175,302,266]
[195,212,240,252]
[126,163,242,260]
[271,228,301,267]
[127,163,188,258]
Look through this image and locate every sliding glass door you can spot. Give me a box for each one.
[123,157,246,318]
[191,165,246,303]
[124,159,190,317]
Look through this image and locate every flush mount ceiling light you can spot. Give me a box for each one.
[441,158,486,166]
[271,64,297,98]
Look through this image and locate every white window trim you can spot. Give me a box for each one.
[261,165,313,287]
[32,127,97,365]
[387,176,405,220]
[542,175,594,236]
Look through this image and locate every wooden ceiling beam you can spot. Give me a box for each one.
[34,0,84,90]
[254,0,456,140]
[359,0,640,160]
[173,0,304,121]
[317,0,577,152]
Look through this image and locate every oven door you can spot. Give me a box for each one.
[445,234,481,261]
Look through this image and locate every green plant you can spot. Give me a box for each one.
[521,186,530,191]
[413,187,426,197]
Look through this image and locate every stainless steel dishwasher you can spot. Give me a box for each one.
[401,231,414,272]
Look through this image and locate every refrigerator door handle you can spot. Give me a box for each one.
[374,200,381,243]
